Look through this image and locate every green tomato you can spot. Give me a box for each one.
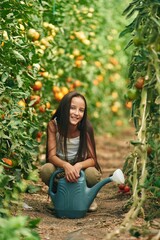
[133,35,143,46]
[127,89,138,100]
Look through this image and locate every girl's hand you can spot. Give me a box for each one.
[74,162,83,175]
[63,162,80,182]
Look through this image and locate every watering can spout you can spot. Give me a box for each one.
[110,169,125,184]
[87,169,125,208]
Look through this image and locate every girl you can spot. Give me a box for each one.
[40,91,102,211]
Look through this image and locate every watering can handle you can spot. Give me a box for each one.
[49,168,64,196]
[49,169,85,196]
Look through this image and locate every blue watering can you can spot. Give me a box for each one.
[49,168,125,219]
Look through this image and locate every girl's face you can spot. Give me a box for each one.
[69,96,85,126]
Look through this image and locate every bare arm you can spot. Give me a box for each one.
[47,121,80,181]
[47,120,66,168]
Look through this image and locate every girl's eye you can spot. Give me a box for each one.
[70,105,84,112]
[70,105,76,110]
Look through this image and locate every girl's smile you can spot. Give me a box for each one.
[69,96,85,126]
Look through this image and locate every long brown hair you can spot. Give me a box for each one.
[47,91,101,171]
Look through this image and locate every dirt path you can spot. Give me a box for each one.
[22,128,155,240]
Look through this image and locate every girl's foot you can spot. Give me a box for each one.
[88,200,98,212]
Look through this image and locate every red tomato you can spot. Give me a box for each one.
[118,184,125,190]
[124,185,130,193]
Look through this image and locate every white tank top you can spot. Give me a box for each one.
[54,119,80,164]
[56,132,80,164]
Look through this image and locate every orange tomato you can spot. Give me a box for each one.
[66,77,72,83]
[76,55,84,60]
[18,100,26,109]
[94,61,101,67]
[52,85,60,93]
[75,60,82,68]
[135,77,144,89]
[111,105,118,113]
[27,28,40,41]
[73,49,80,56]
[61,86,69,95]
[54,92,64,101]
[109,57,119,66]
[32,81,42,91]
[115,120,123,126]
[51,109,56,115]
[40,71,49,78]
[70,35,75,40]
[46,102,51,109]
[109,75,115,82]
[33,32,40,41]
[73,80,82,88]
[96,102,102,108]
[27,65,32,70]
[93,79,99,86]
[30,95,41,106]
[125,101,132,109]
[69,83,75,91]
[97,75,104,82]
[2,158,13,166]
[39,104,46,113]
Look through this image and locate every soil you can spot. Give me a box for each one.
[22,128,160,240]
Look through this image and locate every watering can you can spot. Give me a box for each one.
[49,168,125,219]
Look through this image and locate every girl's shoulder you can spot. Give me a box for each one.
[47,119,58,133]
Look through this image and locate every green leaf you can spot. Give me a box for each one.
[154,178,160,188]
[130,140,143,146]
[124,39,133,50]
[0,131,10,140]
[1,72,9,82]
[0,83,6,94]
[119,28,133,38]
[25,140,34,149]
[12,50,26,62]
[28,217,41,228]
[17,75,23,88]
[27,185,41,194]
[151,16,160,27]
[122,0,139,16]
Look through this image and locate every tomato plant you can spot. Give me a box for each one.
[110,0,160,237]
[0,0,44,216]
[106,3,159,239]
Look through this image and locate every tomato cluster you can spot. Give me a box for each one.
[118,184,131,194]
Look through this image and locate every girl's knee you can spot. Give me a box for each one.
[39,163,56,186]
[84,167,102,187]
